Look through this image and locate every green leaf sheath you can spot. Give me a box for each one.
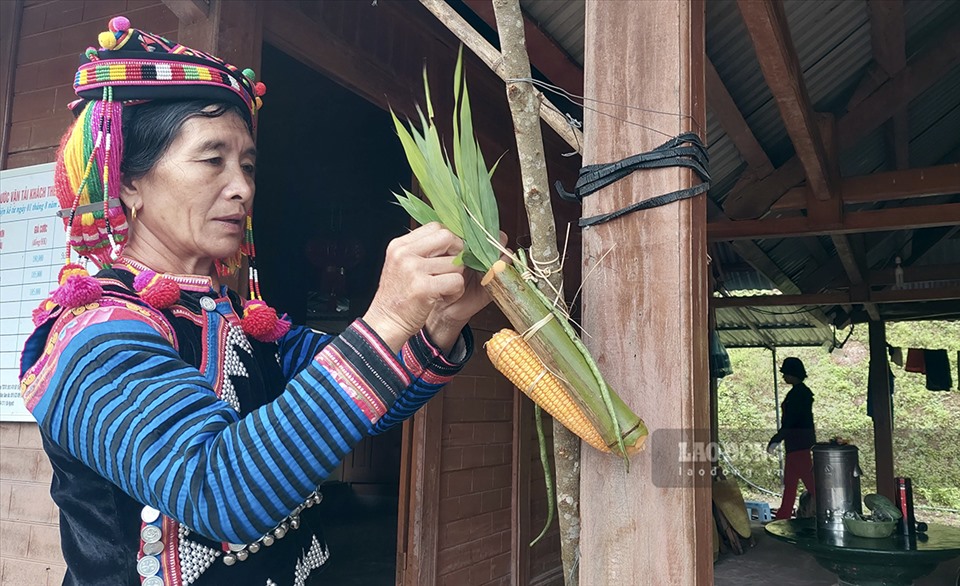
[486,263,647,457]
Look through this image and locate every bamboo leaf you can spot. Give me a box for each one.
[392,47,502,270]
[393,189,440,226]
[422,66,434,120]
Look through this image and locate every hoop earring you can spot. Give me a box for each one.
[131,206,138,221]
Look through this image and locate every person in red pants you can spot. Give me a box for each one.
[767,357,817,520]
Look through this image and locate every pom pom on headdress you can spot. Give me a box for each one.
[241,300,290,342]
[98,31,117,50]
[108,16,130,33]
[133,270,180,309]
[51,263,103,309]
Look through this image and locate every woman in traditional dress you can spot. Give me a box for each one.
[20,18,490,585]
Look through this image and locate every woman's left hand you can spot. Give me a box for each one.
[425,232,508,353]
[424,266,491,352]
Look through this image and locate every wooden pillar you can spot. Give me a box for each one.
[580,1,710,584]
[868,320,896,502]
[164,0,264,76]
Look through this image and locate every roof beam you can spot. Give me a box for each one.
[713,286,960,308]
[838,19,960,148]
[736,0,834,202]
[733,0,871,319]
[868,263,960,286]
[461,0,584,96]
[867,0,909,170]
[705,58,774,175]
[701,58,834,327]
[708,200,833,328]
[708,202,960,241]
[723,19,960,219]
[770,164,960,211]
[868,0,906,77]
[723,1,879,321]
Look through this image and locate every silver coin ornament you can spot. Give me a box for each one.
[141,525,162,544]
[137,555,161,577]
[141,506,160,524]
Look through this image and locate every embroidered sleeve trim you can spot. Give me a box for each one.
[313,320,413,423]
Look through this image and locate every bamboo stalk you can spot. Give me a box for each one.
[485,264,647,454]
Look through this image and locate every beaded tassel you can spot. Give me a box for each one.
[239,213,289,342]
[45,89,124,312]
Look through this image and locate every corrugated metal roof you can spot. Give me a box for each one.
[909,67,960,166]
[716,304,830,348]
[514,0,959,341]
[522,0,585,65]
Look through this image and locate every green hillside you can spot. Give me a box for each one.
[717,320,960,525]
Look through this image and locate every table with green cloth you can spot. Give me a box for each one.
[764,518,960,586]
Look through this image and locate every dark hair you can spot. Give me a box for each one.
[120,100,251,181]
[780,357,807,380]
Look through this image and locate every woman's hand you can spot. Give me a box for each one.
[424,231,508,352]
[424,262,491,352]
[363,223,469,352]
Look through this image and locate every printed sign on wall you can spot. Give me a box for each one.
[0,163,60,422]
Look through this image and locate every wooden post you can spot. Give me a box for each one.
[165,0,264,78]
[580,1,710,584]
[868,320,896,502]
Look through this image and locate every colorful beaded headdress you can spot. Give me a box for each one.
[56,16,265,268]
[44,17,286,342]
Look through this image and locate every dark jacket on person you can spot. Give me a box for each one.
[770,383,816,453]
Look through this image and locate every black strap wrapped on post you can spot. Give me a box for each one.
[556,132,711,227]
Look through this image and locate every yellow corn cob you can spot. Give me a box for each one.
[486,328,610,452]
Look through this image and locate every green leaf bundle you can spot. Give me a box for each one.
[391,48,501,272]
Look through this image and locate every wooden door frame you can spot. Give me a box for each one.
[397,393,444,585]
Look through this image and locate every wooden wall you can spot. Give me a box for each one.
[0,424,62,584]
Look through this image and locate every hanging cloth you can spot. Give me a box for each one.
[709,331,733,379]
[904,348,926,374]
[923,349,952,391]
[889,347,903,368]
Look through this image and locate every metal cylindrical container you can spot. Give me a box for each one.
[813,444,862,533]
